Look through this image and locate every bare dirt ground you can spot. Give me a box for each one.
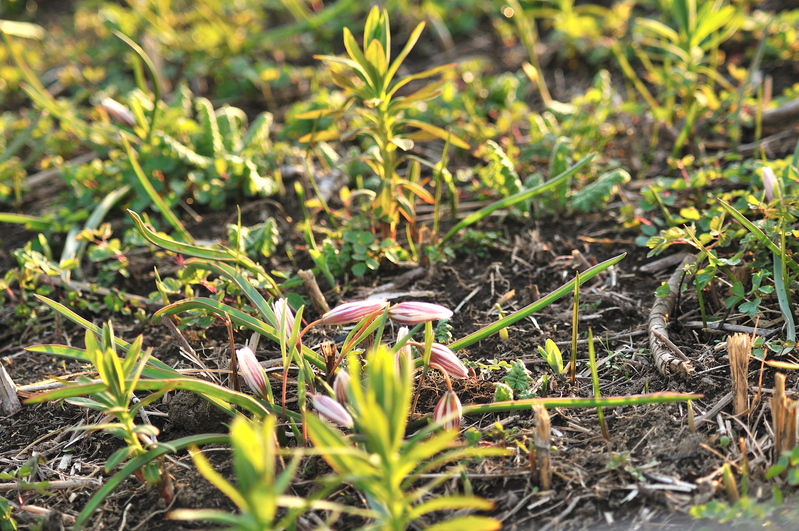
[4,208,791,530]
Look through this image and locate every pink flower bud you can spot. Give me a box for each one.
[272,298,296,345]
[434,391,463,430]
[100,98,136,127]
[762,166,777,202]
[421,342,469,379]
[320,299,388,325]
[388,301,453,325]
[235,346,269,400]
[311,394,353,428]
[333,370,351,404]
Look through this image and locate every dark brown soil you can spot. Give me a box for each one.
[4,208,797,530]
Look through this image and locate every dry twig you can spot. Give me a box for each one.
[648,254,696,377]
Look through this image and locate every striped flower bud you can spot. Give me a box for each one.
[311,394,353,428]
[272,298,295,345]
[434,391,463,430]
[395,326,413,374]
[235,346,269,400]
[422,342,469,379]
[320,299,388,325]
[333,370,351,404]
[100,97,136,127]
[388,301,453,325]
[762,166,777,202]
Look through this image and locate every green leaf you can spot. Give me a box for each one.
[105,447,135,472]
[571,169,631,213]
[343,28,378,94]
[26,343,176,379]
[655,282,672,298]
[0,213,53,231]
[306,414,375,477]
[463,391,703,416]
[425,516,501,531]
[717,199,799,275]
[384,21,425,86]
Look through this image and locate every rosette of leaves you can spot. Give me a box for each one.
[298,6,469,239]
[306,347,508,530]
[142,87,279,210]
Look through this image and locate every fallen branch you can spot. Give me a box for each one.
[649,255,696,377]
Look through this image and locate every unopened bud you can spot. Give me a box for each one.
[311,394,353,428]
[101,98,136,127]
[762,166,777,202]
[235,346,269,400]
[320,299,388,325]
[433,391,463,430]
[333,370,351,404]
[272,298,296,345]
[388,301,453,325]
[415,342,469,379]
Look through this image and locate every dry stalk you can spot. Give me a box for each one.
[648,254,696,377]
[728,333,751,416]
[772,372,798,459]
[298,269,330,315]
[532,404,551,490]
[0,364,21,415]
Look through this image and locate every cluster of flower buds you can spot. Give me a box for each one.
[286,299,466,432]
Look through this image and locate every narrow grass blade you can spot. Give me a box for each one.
[450,253,624,351]
[25,344,177,379]
[587,328,609,440]
[463,392,702,415]
[183,258,281,315]
[35,295,131,351]
[113,30,161,143]
[425,516,502,531]
[154,297,280,345]
[122,136,193,243]
[61,184,131,279]
[153,298,324,371]
[0,110,44,166]
[73,434,230,531]
[0,213,53,231]
[774,252,796,346]
[439,154,595,246]
[570,270,579,384]
[128,210,264,274]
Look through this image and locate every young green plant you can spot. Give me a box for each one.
[299,6,469,240]
[306,346,508,531]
